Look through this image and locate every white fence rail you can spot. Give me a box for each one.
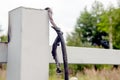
[1,45,120,65]
[49,46,120,65]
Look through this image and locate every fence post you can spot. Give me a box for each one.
[7,7,49,80]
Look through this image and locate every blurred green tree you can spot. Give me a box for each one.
[98,6,120,49]
[67,0,106,48]
[0,35,8,42]
[66,0,111,72]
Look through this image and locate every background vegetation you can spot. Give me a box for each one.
[50,0,120,80]
[0,23,7,80]
[0,36,7,42]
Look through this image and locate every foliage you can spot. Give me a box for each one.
[66,0,120,75]
[49,63,56,76]
[67,0,108,48]
[50,0,120,78]
[66,31,82,47]
[0,35,8,42]
[49,64,117,80]
[97,7,120,49]
[67,8,94,47]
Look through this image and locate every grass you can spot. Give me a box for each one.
[49,67,120,80]
[0,63,120,80]
[0,69,6,80]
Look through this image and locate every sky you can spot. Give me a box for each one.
[0,0,118,43]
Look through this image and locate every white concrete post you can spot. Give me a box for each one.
[7,7,49,80]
